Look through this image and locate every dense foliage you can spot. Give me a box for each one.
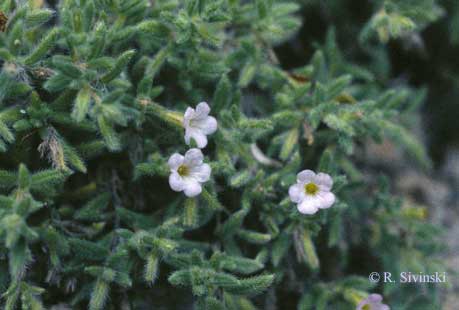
[0,0,451,309]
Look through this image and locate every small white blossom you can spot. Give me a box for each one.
[288,170,335,215]
[356,294,390,310]
[183,102,217,149]
[168,148,211,197]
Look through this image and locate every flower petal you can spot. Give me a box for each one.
[195,102,210,118]
[200,116,218,135]
[315,172,333,191]
[368,294,383,303]
[183,179,202,197]
[317,192,335,209]
[297,198,319,215]
[189,130,208,148]
[183,107,195,123]
[297,170,316,183]
[169,172,185,192]
[289,184,305,203]
[184,148,204,166]
[168,153,184,171]
[184,129,192,145]
[190,163,211,182]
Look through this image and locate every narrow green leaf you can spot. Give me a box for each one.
[0,120,15,143]
[89,279,109,310]
[302,229,319,270]
[224,274,274,296]
[97,116,121,151]
[144,252,159,285]
[237,229,271,245]
[72,86,92,122]
[101,50,136,83]
[24,28,61,65]
[183,198,198,228]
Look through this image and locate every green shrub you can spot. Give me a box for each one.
[0,0,448,309]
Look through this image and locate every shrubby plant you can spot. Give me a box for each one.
[0,0,448,309]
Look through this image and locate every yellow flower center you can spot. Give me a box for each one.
[304,182,319,195]
[362,305,371,310]
[177,165,189,177]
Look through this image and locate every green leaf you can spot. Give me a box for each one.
[271,232,291,267]
[72,86,92,122]
[301,229,319,270]
[238,63,257,87]
[0,170,16,189]
[18,164,31,190]
[31,169,68,191]
[101,50,136,83]
[201,187,224,210]
[209,271,239,288]
[74,192,111,221]
[168,269,192,287]
[213,74,232,111]
[202,297,225,310]
[328,214,341,247]
[8,241,32,279]
[280,128,299,160]
[0,119,15,144]
[144,251,159,285]
[52,58,83,79]
[61,139,87,173]
[26,9,54,27]
[24,28,61,65]
[89,279,109,310]
[183,198,198,228]
[97,116,121,151]
[318,147,334,173]
[229,170,252,188]
[69,238,109,261]
[44,74,72,92]
[137,45,171,95]
[224,274,274,296]
[255,0,268,19]
[220,255,264,275]
[237,229,271,245]
[219,209,248,237]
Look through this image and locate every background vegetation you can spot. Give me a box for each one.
[0,0,457,309]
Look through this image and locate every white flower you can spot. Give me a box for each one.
[168,148,211,197]
[183,102,218,149]
[288,170,335,215]
[356,294,390,310]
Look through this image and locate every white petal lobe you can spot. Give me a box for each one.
[183,107,194,123]
[298,199,319,215]
[318,192,335,209]
[169,173,185,192]
[168,153,184,170]
[184,148,203,166]
[201,116,218,134]
[289,184,304,203]
[195,102,210,118]
[183,180,202,197]
[191,163,211,182]
[190,131,208,148]
[315,172,333,191]
[297,170,315,183]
